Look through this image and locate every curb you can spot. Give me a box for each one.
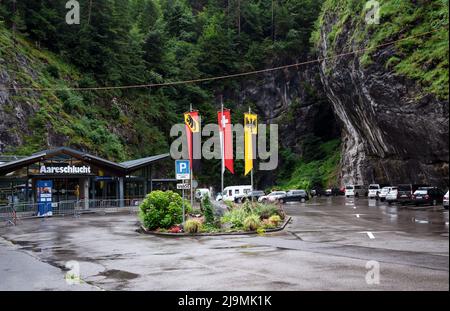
[138,216,292,237]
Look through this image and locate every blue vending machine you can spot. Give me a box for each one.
[37,180,53,216]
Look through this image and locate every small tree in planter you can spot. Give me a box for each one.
[139,190,191,230]
[201,195,215,225]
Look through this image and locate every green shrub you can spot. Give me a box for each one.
[254,203,281,220]
[262,219,276,229]
[241,200,254,214]
[201,195,214,224]
[184,219,202,233]
[268,215,282,226]
[46,64,59,78]
[243,214,261,231]
[200,223,221,233]
[221,207,248,229]
[139,190,191,230]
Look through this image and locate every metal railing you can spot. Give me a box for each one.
[0,205,16,227]
[0,197,144,223]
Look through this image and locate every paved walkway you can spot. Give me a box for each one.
[0,197,448,290]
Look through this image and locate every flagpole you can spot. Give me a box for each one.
[190,104,194,210]
[249,107,254,202]
[221,95,224,197]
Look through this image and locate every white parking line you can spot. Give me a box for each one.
[366,232,375,239]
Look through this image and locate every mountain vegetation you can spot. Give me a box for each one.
[0,0,448,189]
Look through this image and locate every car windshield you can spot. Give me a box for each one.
[271,192,283,195]
[345,186,353,189]
[414,190,428,195]
[398,185,411,191]
[369,185,379,189]
[290,191,305,195]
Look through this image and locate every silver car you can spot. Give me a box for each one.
[258,191,287,203]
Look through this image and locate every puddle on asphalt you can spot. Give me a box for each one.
[98,269,139,280]
[10,240,42,252]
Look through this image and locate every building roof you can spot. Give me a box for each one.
[0,147,170,176]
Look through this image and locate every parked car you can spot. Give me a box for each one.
[345,185,366,197]
[368,184,381,199]
[397,184,428,205]
[444,191,449,209]
[378,186,392,202]
[237,190,266,203]
[386,187,399,205]
[217,185,252,202]
[310,187,325,197]
[279,190,309,203]
[325,187,344,196]
[258,191,286,203]
[195,188,211,202]
[412,187,445,206]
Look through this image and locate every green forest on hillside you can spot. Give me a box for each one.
[0,0,330,189]
[0,0,448,190]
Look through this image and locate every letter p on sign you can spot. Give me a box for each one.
[175,160,190,180]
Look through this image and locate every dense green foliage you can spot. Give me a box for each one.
[312,0,449,99]
[279,138,341,190]
[0,0,326,187]
[243,214,261,231]
[139,190,191,229]
[184,218,202,233]
[221,201,282,230]
[200,195,215,224]
[1,0,446,190]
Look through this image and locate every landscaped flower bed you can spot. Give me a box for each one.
[138,190,288,235]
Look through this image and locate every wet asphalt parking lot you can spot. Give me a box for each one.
[0,196,448,290]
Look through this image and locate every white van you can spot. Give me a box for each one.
[368,184,381,199]
[218,185,252,202]
[345,185,366,197]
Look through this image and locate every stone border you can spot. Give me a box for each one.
[137,216,292,237]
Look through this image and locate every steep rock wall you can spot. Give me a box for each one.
[317,7,449,188]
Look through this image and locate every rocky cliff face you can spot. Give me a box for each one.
[0,55,38,153]
[317,13,449,188]
[238,65,340,186]
[241,65,339,153]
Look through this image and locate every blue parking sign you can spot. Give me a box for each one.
[175,160,190,180]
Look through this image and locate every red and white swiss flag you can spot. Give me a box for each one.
[218,109,234,174]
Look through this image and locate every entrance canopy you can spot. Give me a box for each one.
[0,147,169,176]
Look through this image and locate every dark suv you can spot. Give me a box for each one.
[279,190,309,203]
[397,184,428,205]
[412,187,445,206]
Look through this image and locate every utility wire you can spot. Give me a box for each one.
[1,28,445,92]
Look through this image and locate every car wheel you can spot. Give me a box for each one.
[388,201,392,205]
[279,199,284,204]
